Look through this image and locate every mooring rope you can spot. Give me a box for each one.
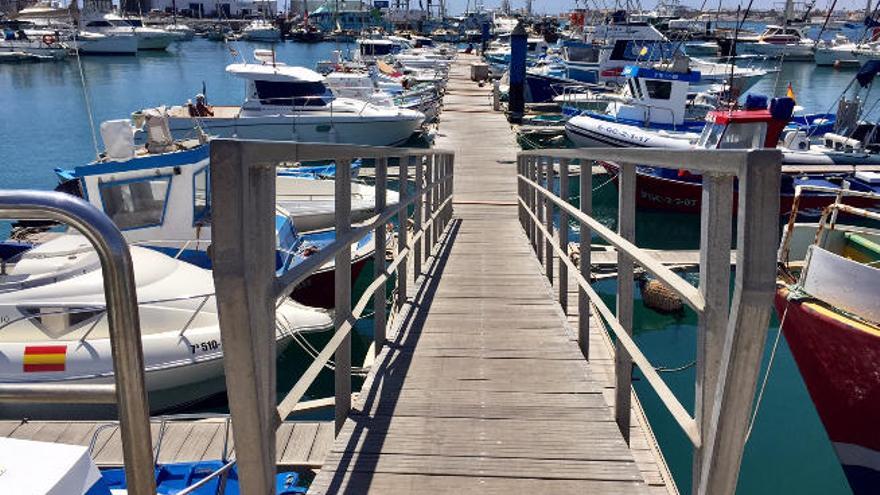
[745,300,789,442]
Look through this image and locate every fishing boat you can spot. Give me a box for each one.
[138,51,425,147]
[565,65,711,148]
[599,94,880,215]
[776,187,880,494]
[49,115,384,308]
[0,234,333,418]
[0,436,308,494]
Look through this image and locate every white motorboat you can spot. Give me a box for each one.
[165,23,195,41]
[739,25,815,60]
[82,13,174,51]
[240,19,281,42]
[0,234,332,418]
[138,52,425,146]
[72,30,138,55]
[276,175,400,232]
[853,42,880,65]
[324,70,443,124]
[814,34,859,66]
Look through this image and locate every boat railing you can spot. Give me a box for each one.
[0,190,155,494]
[517,147,781,495]
[207,139,453,493]
[779,184,880,263]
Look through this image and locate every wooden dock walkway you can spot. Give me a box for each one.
[309,56,670,494]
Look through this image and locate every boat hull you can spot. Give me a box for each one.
[602,162,880,216]
[775,288,880,494]
[75,35,138,55]
[164,114,423,147]
[565,116,695,149]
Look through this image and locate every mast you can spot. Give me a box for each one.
[782,0,793,25]
[868,0,874,23]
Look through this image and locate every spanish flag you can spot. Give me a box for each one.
[786,82,796,103]
[23,345,66,372]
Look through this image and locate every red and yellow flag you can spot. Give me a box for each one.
[786,82,796,103]
[23,345,66,372]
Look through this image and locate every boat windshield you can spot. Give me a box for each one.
[361,42,393,56]
[255,80,330,106]
[698,122,767,149]
[126,19,144,27]
[99,175,172,230]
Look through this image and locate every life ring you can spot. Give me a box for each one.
[42,34,56,45]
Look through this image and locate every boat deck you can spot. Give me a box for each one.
[308,55,673,494]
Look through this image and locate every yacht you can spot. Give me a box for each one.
[82,13,175,51]
[138,52,425,146]
[0,234,332,417]
[240,19,281,42]
[164,23,195,41]
[739,25,816,60]
[814,34,859,66]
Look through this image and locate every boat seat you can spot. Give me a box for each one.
[844,232,880,264]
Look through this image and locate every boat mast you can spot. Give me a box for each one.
[782,0,793,25]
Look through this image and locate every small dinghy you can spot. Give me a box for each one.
[0,235,333,418]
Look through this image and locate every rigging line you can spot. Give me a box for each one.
[745,300,789,442]
[73,35,100,160]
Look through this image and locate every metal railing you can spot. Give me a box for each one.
[516,148,781,495]
[208,139,454,494]
[0,190,155,495]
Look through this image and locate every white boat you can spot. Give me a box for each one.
[324,70,443,123]
[276,175,400,232]
[0,234,332,417]
[739,25,816,61]
[165,23,195,41]
[684,41,720,57]
[814,34,859,66]
[72,30,139,55]
[0,33,67,60]
[565,65,711,149]
[138,53,425,146]
[82,13,174,51]
[853,42,880,65]
[240,19,281,42]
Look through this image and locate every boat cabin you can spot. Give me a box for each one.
[697,95,795,149]
[758,25,805,44]
[226,63,333,109]
[612,65,701,126]
[358,39,398,58]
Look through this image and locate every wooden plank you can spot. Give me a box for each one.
[279,422,317,466]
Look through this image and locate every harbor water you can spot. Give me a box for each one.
[0,39,865,493]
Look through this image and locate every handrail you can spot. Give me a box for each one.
[517,147,780,495]
[0,191,155,494]
[209,140,454,494]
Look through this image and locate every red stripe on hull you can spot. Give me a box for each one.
[24,345,66,355]
[602,162,880,215]
[774,289,880,452]
[23,363,65,372]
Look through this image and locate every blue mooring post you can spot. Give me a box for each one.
[508,21,527,123]
[481,22,490,54]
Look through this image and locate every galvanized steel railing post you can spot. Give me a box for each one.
[433,155,441,243]
[210,142,278,494]
[697,150,781,495]
[558,159,570,313]
[374,157,388,356]
[536,157,545,263]
[579,161,593,359]
[397,156,412,313]
[517,157,525,229]
[415,156,424,276]
[615,162,636,443]
[544,157,554,284]
[0,191,156,495]
[334,159,353,434]
[692,173,734,492]
[425,156,434,258]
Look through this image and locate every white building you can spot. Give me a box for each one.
[146,0,277,17]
